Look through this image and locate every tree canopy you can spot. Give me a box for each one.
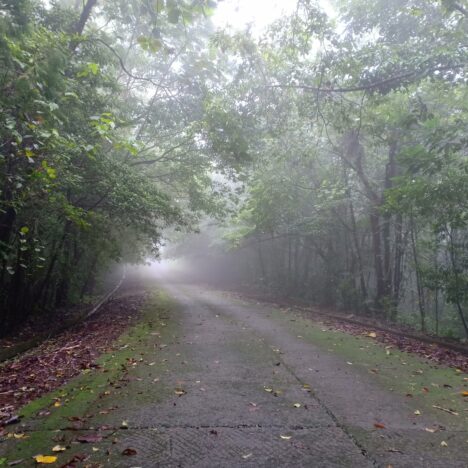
[1,0,468,338]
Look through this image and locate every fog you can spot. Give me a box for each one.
[1,1,467,339]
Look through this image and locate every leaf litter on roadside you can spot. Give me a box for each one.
[0,295,146,426]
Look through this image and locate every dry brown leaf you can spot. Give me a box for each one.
[122,448,137,456]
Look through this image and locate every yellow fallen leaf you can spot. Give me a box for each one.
[13,433,26,439]
[121,420,129,429]
[462,391,468,397]
[280,435,292,440]
[441,441,448,447]
[293,403,301,408]
[414,410,421,415]
[34,455,58,464]
[264,387,273,393]
[53,402,61,408]
[367,332,377,338]
[52,445,66,452]
[92,447,100,452]
[425,428,436,433]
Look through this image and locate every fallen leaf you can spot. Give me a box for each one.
[374,423,386,429]
[425,428,437,433]
[264,387,273,393]
[3,416,20,426]
[280,435,292,440]
[414,410,421,416]
[52,445,66,452]
[76,434,103,443]
[462,391,468,397]
[367,332,377,338]
[122,448,137,456]
[440,441,448,447]
[242,453,253,460]
[60,454,87,468]
[33,455,57,464]
[293,403,301,408]
[120,421,129,429]
[7,459,24,466]
[174,389,186,396]
[13,433,26,439]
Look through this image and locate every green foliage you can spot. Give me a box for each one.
[186,0,468,336]
[0,0,226,334]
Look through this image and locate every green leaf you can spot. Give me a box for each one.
[20,226,29,235]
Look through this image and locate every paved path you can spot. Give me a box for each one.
[3,282,467,467]
[101,283,467,467]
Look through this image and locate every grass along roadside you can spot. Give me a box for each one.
[0,290,179,466]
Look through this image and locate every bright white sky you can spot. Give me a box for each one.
[212,0,297,33]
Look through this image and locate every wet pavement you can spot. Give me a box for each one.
[2,282,467,467]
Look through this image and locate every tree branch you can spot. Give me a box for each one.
[266,64,465,95]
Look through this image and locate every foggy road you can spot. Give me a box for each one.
[4,282,467,467]
[99,282,467,467]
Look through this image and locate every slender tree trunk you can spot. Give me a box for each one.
[382,140,398,312]
[392,213,404,314]
[370,209,385,312]
[410,216,426,332]
[347,184,368,304]
[257,237,266,285]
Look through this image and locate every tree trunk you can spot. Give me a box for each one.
[73,0,98,36]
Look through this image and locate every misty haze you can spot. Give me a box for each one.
[0,0,467,467]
